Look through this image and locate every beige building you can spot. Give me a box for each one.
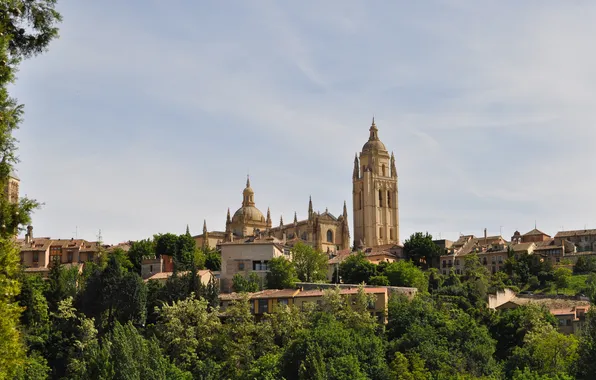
[219,236,288,292]
[17,226,103,276]
[352,118,399,249]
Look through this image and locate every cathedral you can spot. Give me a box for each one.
[194,118,399,252]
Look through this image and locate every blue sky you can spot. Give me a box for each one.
[10,0,596,244]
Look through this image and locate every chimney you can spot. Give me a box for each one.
[25,225,33,244]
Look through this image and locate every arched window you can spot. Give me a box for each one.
[326,230,333,243]
[387,191,391,208]
[382,164,386,176]
[379,228,383,239]
[390,228,394,240]
[378,190,383,206]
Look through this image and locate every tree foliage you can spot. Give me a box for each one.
[291,242,328,283]
[266,256,298,289]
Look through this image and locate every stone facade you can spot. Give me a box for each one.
[352,118,399,249]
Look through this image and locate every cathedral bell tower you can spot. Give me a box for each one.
[352,118,399,248]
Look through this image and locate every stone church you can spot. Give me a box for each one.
[194,118,399,252]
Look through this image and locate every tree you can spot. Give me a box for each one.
[576,309,596,378]
[0,239,25,377]
[291,242,328,283]
[554,267,572,290]
[17,274,50,351]
[338,252,376,284]
[205,250,221,271]
[383,260,428,290]
[509,324,578,377]
[128,239,155,274]
[232,272,261,293]
[0,3,62,370]
[403,232,440,268]
[266,256,298,289]
[154,233,179,258]
[155,296,221,372]
[574,256,596,274]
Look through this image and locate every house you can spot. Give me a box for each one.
[219,286,389,322]
[144,269,214,286]
[495,296,591,335]
[438,230,508,275]
[219,235,289,292]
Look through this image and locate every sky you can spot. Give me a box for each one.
[10,0,596,244]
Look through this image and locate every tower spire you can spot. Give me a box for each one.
[246,174,250,188]
[391,151,397,178]
[294,211,298,224]
[343,200,348,219]
[353,154,360,179]
[369,117,379,140]
[203,219,207,235]
[266,207,272,227]
[280,215,284,227]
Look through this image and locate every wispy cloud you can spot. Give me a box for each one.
[10,0,596,243]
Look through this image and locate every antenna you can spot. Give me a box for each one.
[73,225,78,239]
[97,229,103,244]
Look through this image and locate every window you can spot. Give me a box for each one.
[88,253,94,262]
[492,266,496,274]
[498,256,503,264]
[483,257,487,265]
[238,262,245,270]
[448,260,452,267]
[442,260,446,268]
[455,259,460,266]
[390,229,394,240]
[150,265,153,273]
[379,228,383,239]
[253,261,269,271]
[301,232,307,240]
[67,251,73,263]
[326,230,333,243]
[382,164,386,176]
[378,190,383,206]
[387,191,391,207]
[277,298,288,306]
[442,270,446,275]
[33,252,39,262]
[258,299,268,314]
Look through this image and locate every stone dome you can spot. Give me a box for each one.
[362,118,387,152]
[232,205,265,223]
[362,139,387,152]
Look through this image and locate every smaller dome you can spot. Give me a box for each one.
[232,206,265,224]
[362,139,387,152]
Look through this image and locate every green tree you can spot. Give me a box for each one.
[509,324,578,377]
[403,232,440,268]
[338,252,376,284]
[128,239,155,274]
[17,274,50,351]
[291,242,328,283]
[45,297,98,379]
[154,295,221,376]
[232,272,261,292]
[154,233,179,259]
[489,304,558,362]
[574,256,596,274]
[266,256,298,289]
[205,249,221,271]
[576,309,596,378]
[0,4,61,376]
[553,267,572,290]
[384,260,428,290]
